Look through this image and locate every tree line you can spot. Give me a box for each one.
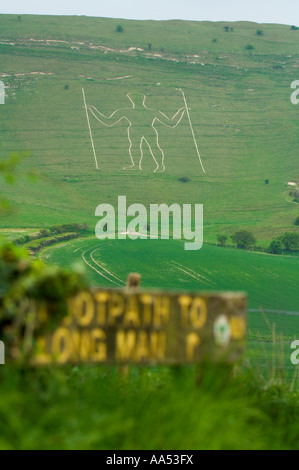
[217,227,299,254]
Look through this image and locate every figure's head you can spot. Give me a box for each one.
[127,93,146,109]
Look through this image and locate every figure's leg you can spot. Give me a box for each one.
[124,127,141,170]
[139,137,145,170]
[144,129,165,173]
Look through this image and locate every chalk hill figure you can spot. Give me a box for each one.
[84,92,186,173]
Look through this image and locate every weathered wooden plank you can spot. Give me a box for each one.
[31,289,247,366]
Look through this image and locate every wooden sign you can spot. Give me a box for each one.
[31,289,247,366]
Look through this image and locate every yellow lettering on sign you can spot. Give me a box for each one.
[178,296,207,328]
[94,291,109,325]
[190,298,207,329]
[230,316,246,339]
[123,296,140,327]
[116,330,166,362]
[51,327,73,364]
[135,331,150,361]
[62,315,72,327]
[178,295,192,326]
[116,329,136,361]
[153,296,170,326]
[34,337,52,365]
[140,294,153,326]
[150,331,166,360]
[90,328,107,362]
[108,293,125,325]
[186,333,201,361]
[71,291,95,327]
[71,329,90,361]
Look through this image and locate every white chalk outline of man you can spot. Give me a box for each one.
[86,92,186,173]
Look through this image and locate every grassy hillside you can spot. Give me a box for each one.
[0,14,298,244]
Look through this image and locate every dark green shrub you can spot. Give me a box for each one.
[267,239,283,254]
[0,243,86,357]
[279,232,299,251]
[231,230,256,249]
[217,234,228,247]
[178,177,191,183]
[40,229,51,238]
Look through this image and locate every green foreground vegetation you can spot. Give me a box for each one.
[1,364,299,450]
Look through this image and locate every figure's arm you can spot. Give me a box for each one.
[86,105,128,126]
[155,107,186,128]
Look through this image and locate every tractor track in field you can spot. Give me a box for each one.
[170,261,215,287]
[90,248,124,285]
[81,244,124,287]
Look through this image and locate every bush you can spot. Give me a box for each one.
[256,29,263,36]
[264,179,269,185]
[267,239,283,254]
[217,234,228,247]
[49,223,89,235]
[279,232,299,251]
[231,230,256,249]
[40,229,51,238]
[0,243,87,362]
[14,235,31,246]
[295,216,299,226]
[25,233,81,254]
[0,243,86,327]
[291,25,299,30]
[116,25,123,33]
[246,44,254,50]
[14,224,89,247]
[178,177,191,183]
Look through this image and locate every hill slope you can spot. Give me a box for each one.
[0,14,298,244]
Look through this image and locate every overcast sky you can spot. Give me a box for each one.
[0,0,298,26]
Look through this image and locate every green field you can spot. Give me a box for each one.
[40,237,298,310]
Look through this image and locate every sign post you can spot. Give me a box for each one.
[28,282,246,367]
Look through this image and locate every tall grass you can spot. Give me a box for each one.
[0,362,298,450]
